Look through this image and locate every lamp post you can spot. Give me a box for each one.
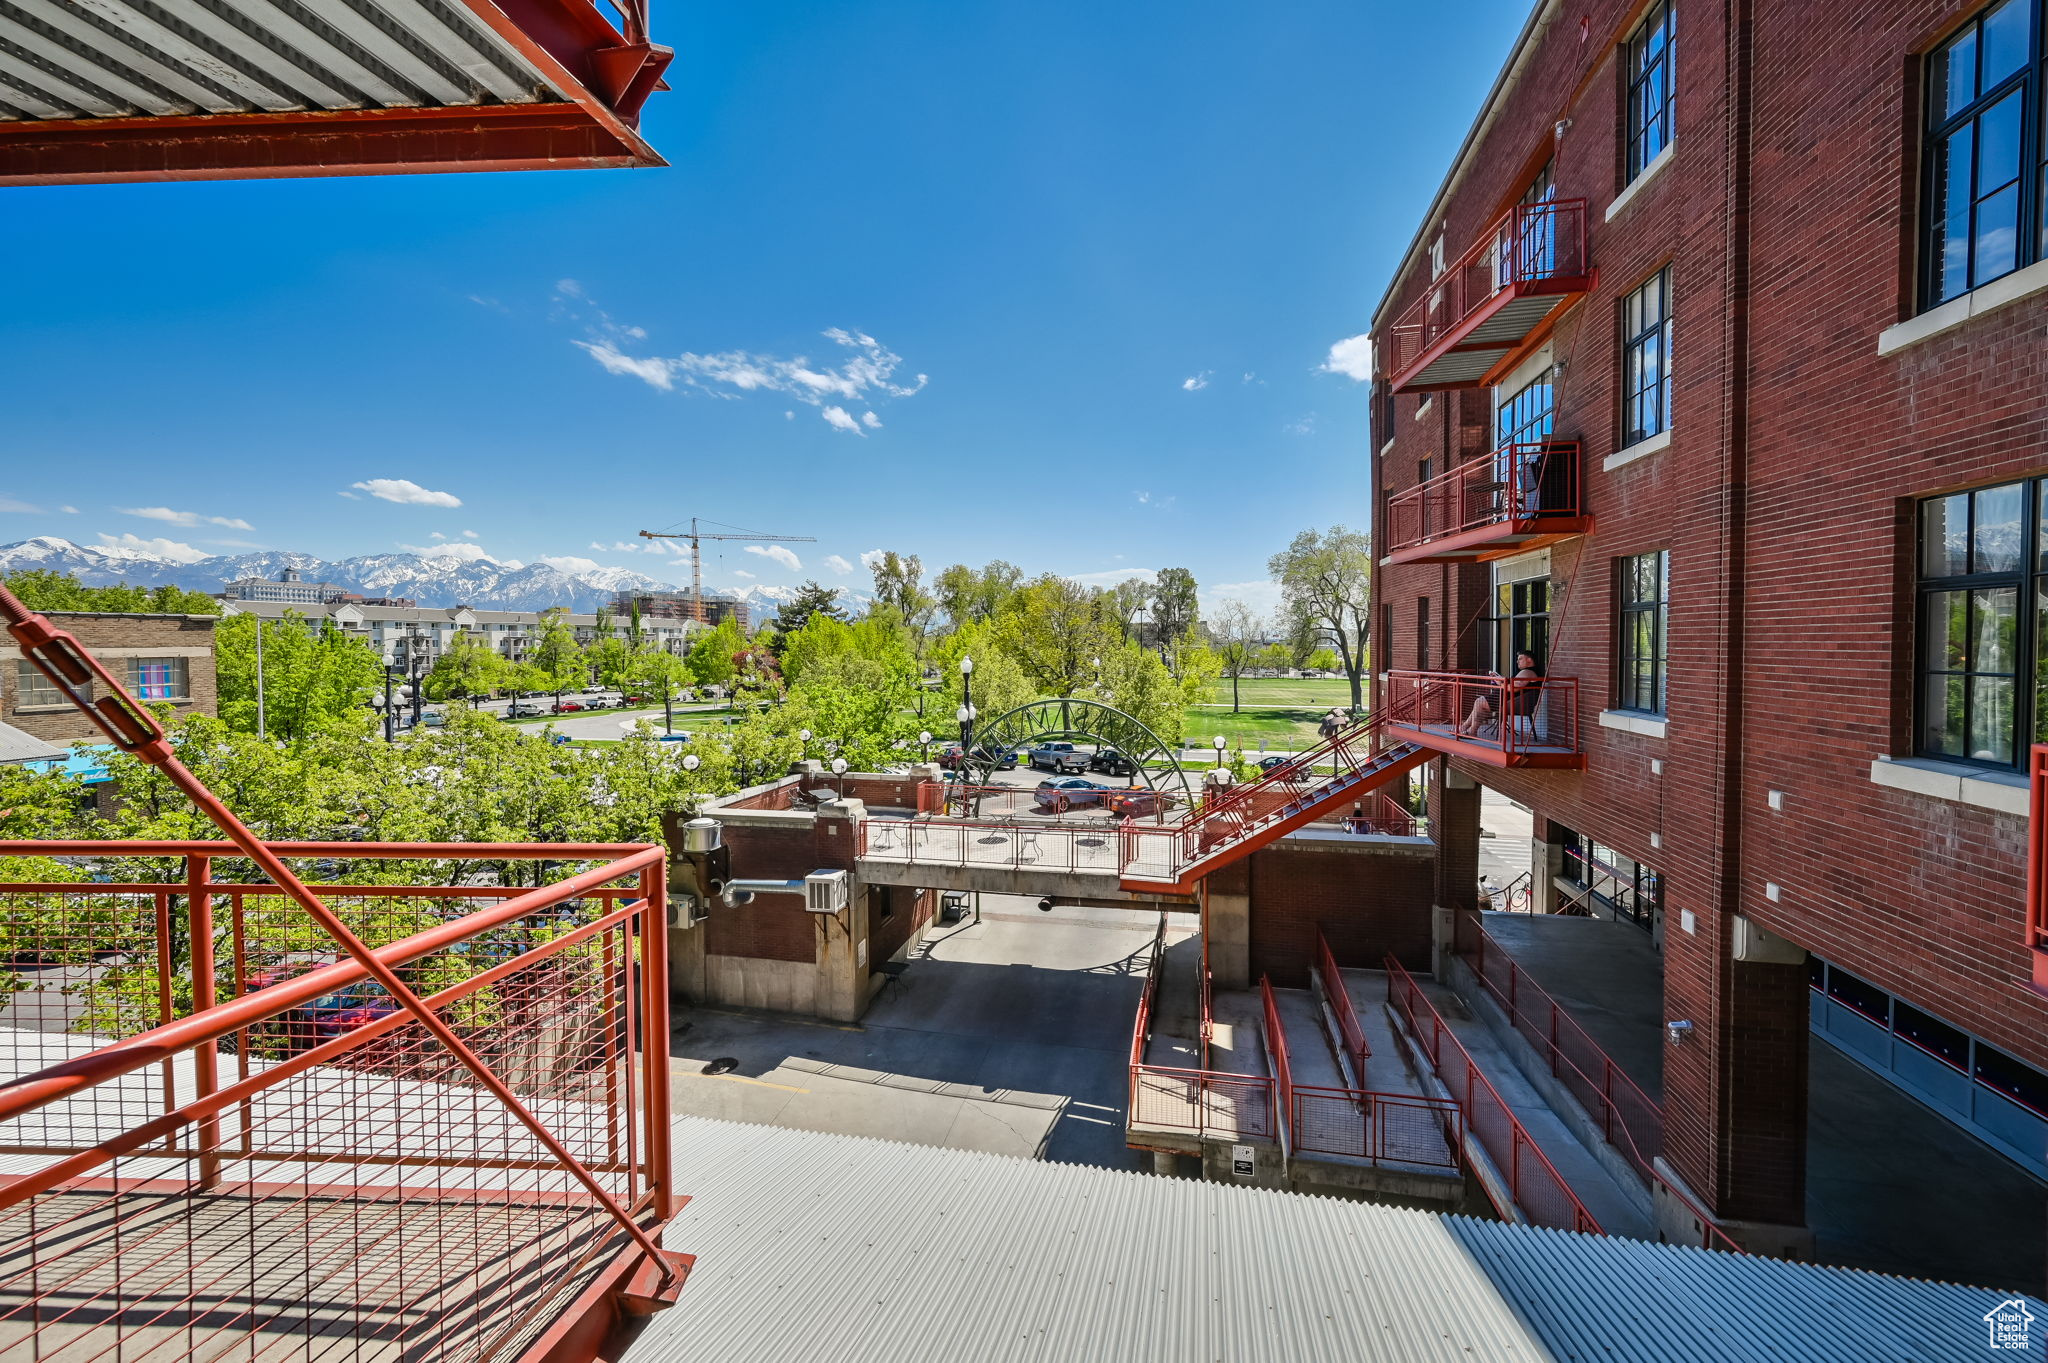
[918,730,933,762]
[958,656,975,748]
[1213,734,1228,767]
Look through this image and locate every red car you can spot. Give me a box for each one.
[553,701,585,714]
[1104,789,1168,818]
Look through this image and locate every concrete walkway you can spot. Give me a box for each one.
[1362,967,1654,1239]
[1207,989,1269,1078]
[1464,910,2047,1289]
[1267,986,1344,1091]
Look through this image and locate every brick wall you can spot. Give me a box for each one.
[1368,0,2048,1223]
[703,816,855,964]
[1,612,218,743]
[1245,842,1435,987]
[869,885,934,966]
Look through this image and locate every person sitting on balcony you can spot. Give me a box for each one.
[1506,652,1545,743]
[1454,689,1495,739]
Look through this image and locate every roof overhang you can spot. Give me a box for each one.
[0,0,670,185]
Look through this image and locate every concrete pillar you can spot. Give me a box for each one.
[1528,820,1563,915]
[1152,1150,1180,1177]
[811,799,869,1023]
[1204,861,1252,990]
[1661,909,1814,1256]
[1428,761,1482,976]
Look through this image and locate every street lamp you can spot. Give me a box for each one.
[1213,734,1228,767]
[831,757,848,776]
[682,753,701,772]
[918,730,933,761]
[958,656,975,751]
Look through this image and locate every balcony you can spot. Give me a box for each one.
[1381,669,1583,769]
[0,0,671,185]
[1383,441,1590,565]
[1382,200,1592,393]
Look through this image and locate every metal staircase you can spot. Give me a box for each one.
[1118,715,1428,892]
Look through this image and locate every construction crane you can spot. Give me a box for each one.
[637,519,818,617]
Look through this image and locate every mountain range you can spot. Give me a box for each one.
[0,537,851,617]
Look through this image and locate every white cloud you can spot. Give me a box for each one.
[592,540,652,554]
[352,478,462,508]
[1201,579,1285,616]
[462,529,479,539]
[538,555,602,574]
[823,554,854,575]
[94,533,208,564]
[746,544,803,572]
[59,505,78,514]
[0,495,44,514]
[574,327,926,417]
[861,411,882,429]
[429,532,447,540]
[1285,414,1318,436]
[555,278,584,299]
[859,549,888,569]
[821,406,863,435]
[1320,334,1374,382]
[398,541,493,562]
[732,569,756,580]
[1181,371,1211,391]
[1064,568,1159,588]
[121,506,254,530]
[338,490,359,500]
[1135,491,1176,509]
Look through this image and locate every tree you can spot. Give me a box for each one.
[1270,526,1374,712]
[4,569,220,616]
[1150,568,1200,675]
[214,610,381,741]
[1100,578,1153,640]
[1285,613,1321,669]
[868,552,937,640]
[1305,646,1340,673]
[927,621,1033,731]
[993,574,1120,698]
[771,581,846,652]
[1211,600,1263,713]
[527,609,586,709]
[620,646,694,734]
[935,560,1023,626]
[420,631,506,709]
[1097,644,1186,745]
[688,618,743,690]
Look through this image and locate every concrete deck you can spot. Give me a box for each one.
[1464,910,2048,1289]
[668,896,1189,1171]
[1268,986,1345,1091]
[1206,989,1270,1079]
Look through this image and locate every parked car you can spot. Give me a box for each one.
[416,711,447,728]
[552,701,585,714]
[1103,788,1169,818]
[293,982,400,1049]
[1090,748,1138,777]
[1028,741,1091,773]
[505,704,545,719]
[936,743,1018,771]
[1259,754,1311,782]
[1034,776,1112,812]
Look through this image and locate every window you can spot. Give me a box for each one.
[1496,371,1559,516]
[1558,827,1664,930]
[1825,965,1893,1025]
[130,657,188,701]
[1914,480,2044,768]
[1496,371,1555,449]
[1923,0,2042,306]
[1625,0,1676,180]
[1486,575,1550,675]
[1621,268,1674,445]
[1616,551,1670,714]
[1417,598,1431,670]
[13,659,67,710]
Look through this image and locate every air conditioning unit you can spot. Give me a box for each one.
[804,870,851,915]
[669,893,711,928]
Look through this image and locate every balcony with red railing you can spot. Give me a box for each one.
[1381,199,1592,393]
[1383,441,1590,566]
[1382,670,1584,769]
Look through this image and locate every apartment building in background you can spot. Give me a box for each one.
[1369,0,2048,1251]
[218,600,702,669]
[612,589,751,633]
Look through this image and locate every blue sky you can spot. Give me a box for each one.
[0,0,1527,615]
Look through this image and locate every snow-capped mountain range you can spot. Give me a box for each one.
[0,537,850,616]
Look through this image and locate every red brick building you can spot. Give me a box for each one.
[1369,0,2048,1249]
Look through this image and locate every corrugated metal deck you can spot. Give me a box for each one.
[644,1116,2046,1363]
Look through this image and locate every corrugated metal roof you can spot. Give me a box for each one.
[641,1117,2048,1363]
[0,720,63,764]
[0,0,563,121]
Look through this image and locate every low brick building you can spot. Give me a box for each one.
[2,611,218,743]
[1367,0,2048,1251]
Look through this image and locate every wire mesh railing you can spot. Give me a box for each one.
[0,844,677,1362]
[1382,198,1589,383]
[1384,440,1583,557]
[1315,927,1370,1080]
[1382,670,1581,760]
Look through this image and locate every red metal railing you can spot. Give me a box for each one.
[1382,198,1589,382]
[1454,913,1662,1172]
[0,843,677,1361]
[1259,976,1293,1157]
[1385,955,1603,1233]
[858,817,1125,874]
[914,781,1182,821]
[1383,670,1580,760]
[1315,927,1371,1079]
[1125,923,1278,1142]
[1384,440,1583,557]
[0,584,686,1358]
[1452,914,1744,1253]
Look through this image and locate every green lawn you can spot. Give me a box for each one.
[1201,676,1357,709]
[1181,707,1324,751]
